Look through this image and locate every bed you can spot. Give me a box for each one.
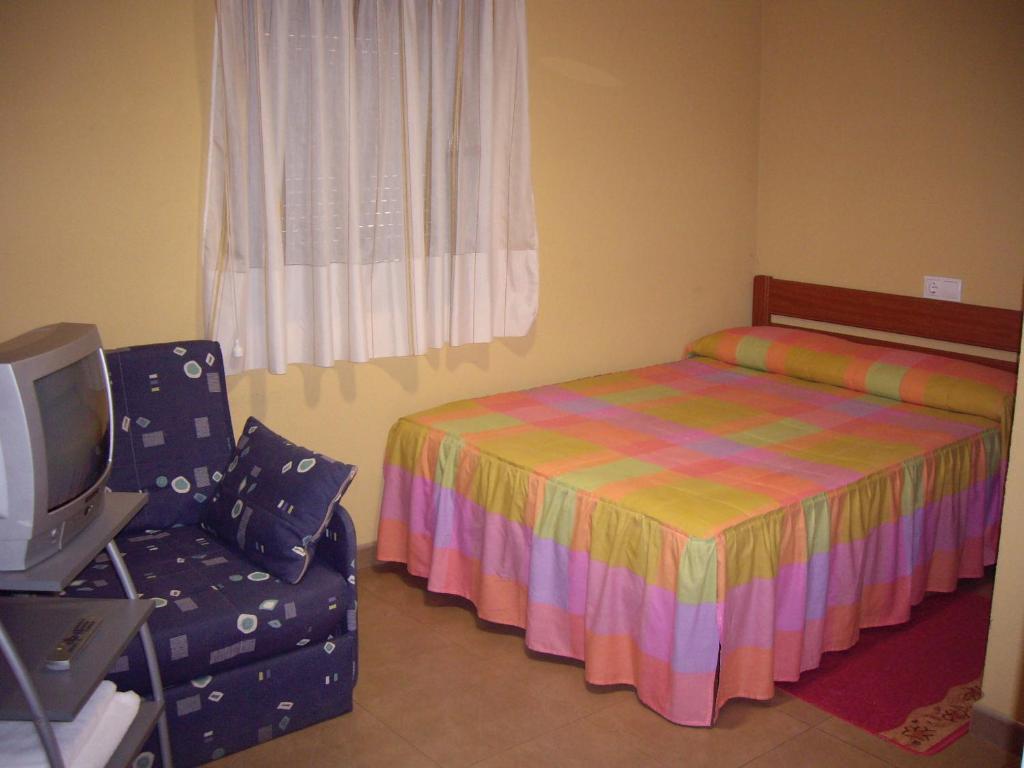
[376,275,1022,726]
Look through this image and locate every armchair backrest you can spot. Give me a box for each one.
[105,340,235,533]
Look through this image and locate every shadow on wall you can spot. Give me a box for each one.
[192,0,215,338]
[540,56,622,88]
[231,322,538,417]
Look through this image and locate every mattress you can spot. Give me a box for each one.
[376,327,1015,725]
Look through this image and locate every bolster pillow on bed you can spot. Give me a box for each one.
[687,326,1016,431]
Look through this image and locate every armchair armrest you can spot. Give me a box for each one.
[316,503,357,585]
[316,503,358,685]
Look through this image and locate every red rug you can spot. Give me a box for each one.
[778,588,991,755]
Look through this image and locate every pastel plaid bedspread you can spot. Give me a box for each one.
[377,328,1013,725]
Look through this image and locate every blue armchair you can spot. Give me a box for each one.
[66,341,357,767]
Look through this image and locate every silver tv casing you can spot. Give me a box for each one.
[0,323,113,571]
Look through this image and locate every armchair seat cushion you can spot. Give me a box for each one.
[67,524,354,693]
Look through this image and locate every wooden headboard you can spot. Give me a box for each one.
[752,275,1022,373]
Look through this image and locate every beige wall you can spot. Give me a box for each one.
[757,0,1024,727]
[0,1,213,340]
[757,0,1024,309]
[0,0,761,541]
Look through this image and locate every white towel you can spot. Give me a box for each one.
[73,690,141,768]
[0,681,116,768]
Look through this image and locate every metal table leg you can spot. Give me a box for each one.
[106,541,173,768]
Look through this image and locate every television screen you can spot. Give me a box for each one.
[33,351,110,511]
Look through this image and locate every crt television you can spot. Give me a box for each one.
[0,323,114,571]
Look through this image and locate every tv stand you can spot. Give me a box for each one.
[0,491,172,768]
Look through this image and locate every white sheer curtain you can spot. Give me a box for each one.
[202,0,539,374]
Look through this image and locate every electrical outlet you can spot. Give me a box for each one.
[923,276,962,302]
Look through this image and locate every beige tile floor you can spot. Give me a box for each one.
[209,565,1019,768]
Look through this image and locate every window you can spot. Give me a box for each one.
[202,0,538,372]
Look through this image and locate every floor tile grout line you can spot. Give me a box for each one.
[354,652,597,768]
[361,687,594,768]
[352,694,447,766]
[462,708,599,768]
[811,717,905,767]
[351,703,445,767]
[730,708,816,768]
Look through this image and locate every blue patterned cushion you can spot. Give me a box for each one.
[106,341,235,533]
[201,417,356,584]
